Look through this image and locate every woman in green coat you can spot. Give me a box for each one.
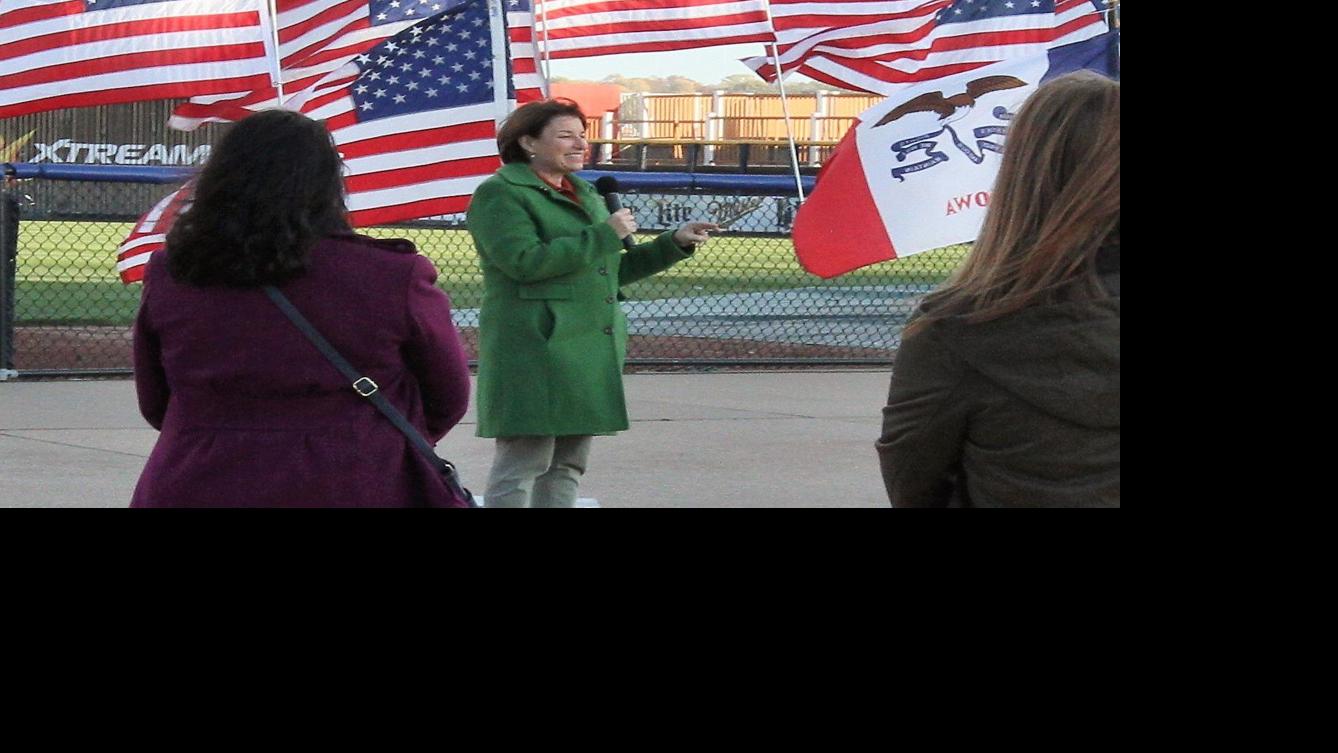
[467,99,717,508]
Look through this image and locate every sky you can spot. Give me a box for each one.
[543,43,809,85]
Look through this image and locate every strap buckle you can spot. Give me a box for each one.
[353,377,379,397]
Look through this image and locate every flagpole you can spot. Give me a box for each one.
[770,42,806,203]
[760,0,804,202]
[266,0,284,102]
[529,1,550,97]
[538,0,552,89]
[487,0,512,124]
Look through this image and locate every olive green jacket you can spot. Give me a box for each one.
[877,253,1121,508]
[466,163,693,437]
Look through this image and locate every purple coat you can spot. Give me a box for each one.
[131,233,472,508]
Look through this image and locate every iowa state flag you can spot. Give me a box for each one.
[793,30,1119,279]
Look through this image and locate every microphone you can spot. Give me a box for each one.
[595,176,635,250]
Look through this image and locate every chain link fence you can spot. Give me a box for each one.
[1,170,968,378]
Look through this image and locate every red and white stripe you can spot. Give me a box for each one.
[744,0,1107,95]
[116,180,194,283]
[507,1,546,102]
[533,0,774,59]
[1052,0,1108,45]
[173,0,545,129]
[124,101,501,279]
[300,91,500,227]
[0,0,274,119]
[123,0,509,279]
[768,0,947,42]
[271,2,510,227]
[743,1,950,79]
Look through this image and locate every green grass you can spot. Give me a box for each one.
[14,220,968,325]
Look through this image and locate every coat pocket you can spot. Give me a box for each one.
[538,301,556,341]
[517,282,573,300]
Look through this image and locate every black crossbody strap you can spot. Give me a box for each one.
[263,285,472,504]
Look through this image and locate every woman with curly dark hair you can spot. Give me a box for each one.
[131,109,473,508]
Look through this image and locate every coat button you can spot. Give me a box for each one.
[598,267,608,275]
[605,295,615,304]
[603,326,613,335]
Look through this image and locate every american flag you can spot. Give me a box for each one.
[533,0,774,59]
[170,0,441,130]
[300,0,506,226]
[743,0,1110,95]
[116,179,193,283]
[171,0,544,130]
[506,0,546,103]
[121,0,506,282]
[0,0,274,119]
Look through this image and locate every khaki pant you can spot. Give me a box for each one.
[484,435,594,508]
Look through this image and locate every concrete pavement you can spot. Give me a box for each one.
[0,371,893,508]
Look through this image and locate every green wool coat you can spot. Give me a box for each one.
[466,163,694,438]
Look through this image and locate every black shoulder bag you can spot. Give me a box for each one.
[263,286,476,508]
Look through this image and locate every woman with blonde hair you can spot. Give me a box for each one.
[877,70,1120,508]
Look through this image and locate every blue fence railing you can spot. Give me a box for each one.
[5,163,817,194]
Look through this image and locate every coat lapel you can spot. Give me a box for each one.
[497,163,602,222]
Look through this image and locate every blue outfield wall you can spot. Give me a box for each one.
[3,163,817,195]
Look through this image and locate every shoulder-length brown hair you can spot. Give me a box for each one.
[496,98,586,164]
[909,70,1120,333]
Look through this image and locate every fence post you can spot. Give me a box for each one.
[704,115,717,166]
[809,91,828,166]
[600,112,614,164]
[0,185,17,379]
[704,89,724,166]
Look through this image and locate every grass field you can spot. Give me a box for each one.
[13,220,968,325]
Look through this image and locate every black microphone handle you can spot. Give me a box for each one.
[603,191,636,251]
